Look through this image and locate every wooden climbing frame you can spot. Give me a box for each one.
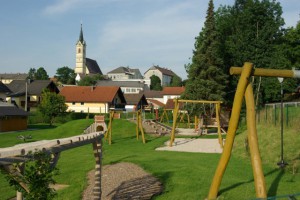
[136,109,146,143]
[169,99,224,148]
[0,131,104,200]
[104,110,114,145]
[207,62,300,200]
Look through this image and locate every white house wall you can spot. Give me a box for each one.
[163,95,180,104]
[66,102,109,113]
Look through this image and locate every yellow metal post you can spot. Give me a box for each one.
[207,62,253,199]
[245,83,267,198]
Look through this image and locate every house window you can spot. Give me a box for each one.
[78,48,81,53]
[131,88,136,93]
[81,102,84,105]
[72,102,75,105]
[126,88,130,93]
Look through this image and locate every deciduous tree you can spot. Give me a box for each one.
[35,67,49,80]
[150,75,162,91]
[77,74,105,86]
[55,66,76,84]
[38,89,67,125]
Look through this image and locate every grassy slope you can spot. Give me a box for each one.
[0,119,299,200]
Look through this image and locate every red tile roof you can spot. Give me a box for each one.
[162,87,185,95]
[60,86,121,102]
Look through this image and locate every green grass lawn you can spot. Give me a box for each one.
[0,119,299,200]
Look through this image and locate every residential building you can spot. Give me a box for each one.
[107,66,143,80]
[143,90,164,103]
[6,80,59,111]
[124,93,148,112]
[162,86,185,104]
[60,86,126,113]
[0,81,11,101]
[74,24,103,81]
[96,80,149,94]
[144,65,177,86]
[0,73,28,84]
[0,102,28,132]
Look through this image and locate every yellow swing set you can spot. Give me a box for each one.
[207,62,300,200]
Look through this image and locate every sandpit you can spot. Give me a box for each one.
[156,138,223,153]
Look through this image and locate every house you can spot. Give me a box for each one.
[96,80,149,94]
[107,66,143,80]
[162,87,185,104]
[6,80,59,111]
[0,102,28,132]
[143,90,164,103]
[74,24,103,82]
[144,65,177,86]
[0,81,11,101]
[123,93,148,112]
[143,90,165,111]
[60,86,126,113]
[147,99,165,110]
[0,73,28,84]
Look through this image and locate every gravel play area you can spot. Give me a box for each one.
[82,162,163,200]
[155,138,224,153]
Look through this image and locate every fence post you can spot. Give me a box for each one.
[286,104,289,127]
[274,105,277,126]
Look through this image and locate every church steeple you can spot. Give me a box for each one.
[78,24,85,44]
[75,24,87,75]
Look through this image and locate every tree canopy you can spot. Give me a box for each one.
[184,0,228,102]
[150,75,162,91]
[77,74,105,86]
[38,89,67,125]
[28,67,49,80]
[55,66,76,85]
[214,0,297,104]
[170,75,183,87]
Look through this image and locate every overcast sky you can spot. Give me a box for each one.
[0,0,299,79]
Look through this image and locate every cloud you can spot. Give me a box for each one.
[95,1,205,77]
[42,0,116,15]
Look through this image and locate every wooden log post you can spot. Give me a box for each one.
[16,163,25,200]
[92,139,103,200]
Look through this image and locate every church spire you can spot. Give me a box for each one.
[78,24,85,43]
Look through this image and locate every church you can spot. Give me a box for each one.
[74,24,103,81]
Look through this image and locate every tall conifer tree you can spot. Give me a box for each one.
[184,0,228,102]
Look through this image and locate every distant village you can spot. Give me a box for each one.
[0,25,185,131]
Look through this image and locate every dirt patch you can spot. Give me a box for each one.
[82,162,163,200]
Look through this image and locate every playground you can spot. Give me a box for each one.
[0,63,300,200]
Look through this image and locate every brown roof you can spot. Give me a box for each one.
[162,87,185,95]
[164,99,185,110]
[144,65,176,77]
[143,90,163,98]
[147,99,165,107]
[124,93,148,106]
[60,86,123,103]
[0,106,28,117]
